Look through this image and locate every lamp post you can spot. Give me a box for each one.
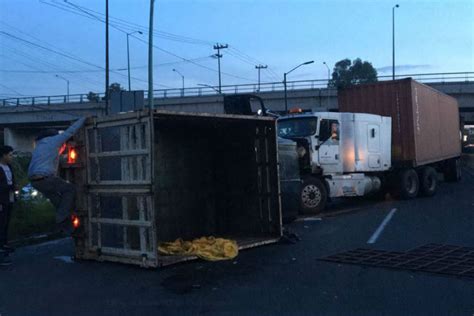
[284,60,314,112]
[323,61,331,108]
[55,74,70,102]
[392,4,399,80]
[172,69,185,96]
[148,0,155,110]
[126,30,143,91]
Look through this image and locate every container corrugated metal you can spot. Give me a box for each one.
[339,79,461,167]
[66,110,283,268]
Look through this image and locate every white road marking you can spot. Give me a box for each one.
[54,256,74,264]
[367,208,397,244]
[302,217,322,221]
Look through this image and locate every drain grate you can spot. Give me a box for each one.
[320,243,474,279]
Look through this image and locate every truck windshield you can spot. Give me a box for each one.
[278,117,318,138]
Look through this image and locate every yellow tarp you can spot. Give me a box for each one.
[158,237,239,261]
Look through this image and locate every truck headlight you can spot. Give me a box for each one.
[297,146,307,158]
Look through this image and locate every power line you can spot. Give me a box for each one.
[0,31,171,89]
[1,40,104,91]
[41,0,254,83]
[41,0,213,46]
[0,83,25,96]
[0,21,108,88]
[228,46,280,80]
[0,56,213,73]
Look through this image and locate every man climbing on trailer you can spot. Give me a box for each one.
[28,117,86,235]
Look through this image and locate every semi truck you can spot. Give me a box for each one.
[276,79,462,213]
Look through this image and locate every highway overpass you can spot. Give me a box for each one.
[1,79,473,152]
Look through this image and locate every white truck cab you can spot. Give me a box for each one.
[277,110,392,213]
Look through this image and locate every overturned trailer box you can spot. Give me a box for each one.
[67,110,282,267]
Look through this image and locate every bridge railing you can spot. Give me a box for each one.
[1,71,473,107]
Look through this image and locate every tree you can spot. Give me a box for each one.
[329,58,378,88]
[86,91,100,102]
[109,82,125,92]
[86,83,124,102]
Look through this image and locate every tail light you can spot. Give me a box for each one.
[289,107,303,114]
[59,143,67,155]
[72,215,80,229]
[68,147,78,164]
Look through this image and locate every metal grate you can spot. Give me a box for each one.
[320,244,474,279]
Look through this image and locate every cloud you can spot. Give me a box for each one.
[377,64,432,73]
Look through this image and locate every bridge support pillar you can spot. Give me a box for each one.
[3,128,38,153]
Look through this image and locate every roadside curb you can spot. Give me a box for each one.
[10,231,64,248]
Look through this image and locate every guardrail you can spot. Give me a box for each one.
[1,72,473,107]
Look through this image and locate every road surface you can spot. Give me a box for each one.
[1,168,474,315]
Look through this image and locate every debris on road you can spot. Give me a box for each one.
[158,237,239,261]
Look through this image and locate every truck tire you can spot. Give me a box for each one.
[300,177,327,214]
[445,158,461,182]
[419,166,438,197]
[399,169,419,199]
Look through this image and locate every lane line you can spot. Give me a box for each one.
[367,208,397,244]
[54,256,75,264]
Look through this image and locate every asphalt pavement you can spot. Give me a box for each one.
[1,167,474,316]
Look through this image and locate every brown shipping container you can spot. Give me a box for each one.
[339,78,461,167]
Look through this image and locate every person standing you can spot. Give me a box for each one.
[0,146,16,266]
[28,117,86,235]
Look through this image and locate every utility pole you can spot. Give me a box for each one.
[213,43,228,93]
[392,4,399,80]
[105,0,109,114]
[148,0,155,110]
[255,64,267,91]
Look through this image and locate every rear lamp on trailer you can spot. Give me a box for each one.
[72,215,80,229]
[68,147,78,164]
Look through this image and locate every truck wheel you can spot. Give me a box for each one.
[399,169,419,199]
[419,167,438,197]
[445,158,461,182]
[300,178,327,214]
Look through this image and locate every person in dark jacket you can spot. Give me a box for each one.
[0,145,16,266]
[28,118,86,235]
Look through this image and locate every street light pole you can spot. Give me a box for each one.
[284,72,288,112]
[105,0,109,114]
[323,62,331,108]
[127,31,143,91]
[55,74,70,102]
[172,69,185,96]
[148,0,155,110]
[284,60,314,112]
[392,4,399,80]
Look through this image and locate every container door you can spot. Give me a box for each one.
[84,115,157,267]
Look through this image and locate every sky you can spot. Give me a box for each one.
[0,0,473,98]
